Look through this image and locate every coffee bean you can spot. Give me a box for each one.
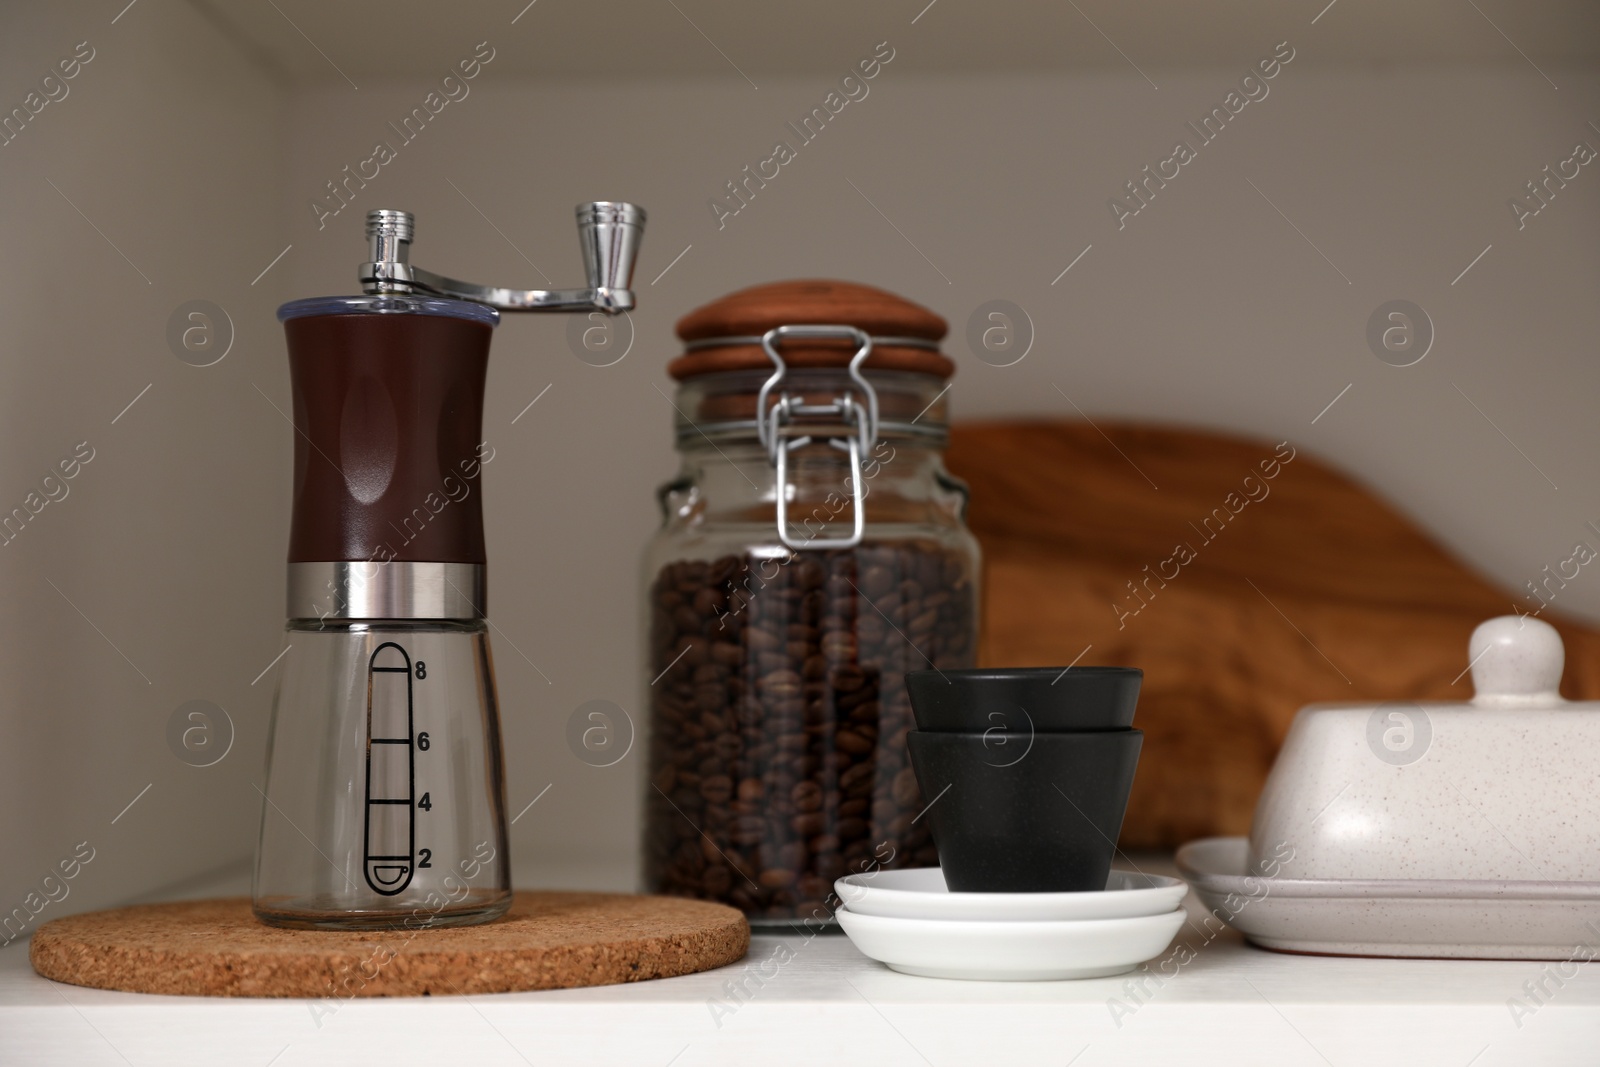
[820,631,857,660]
[835,729,874,756]
[703,865,732,895]
[792,780,823,812]
[836,816,869,842]
[792,812,826,836]
[829,664,867,693]
[847,701,880,725]
[860,565,894,598]
[813,855,844,882]
[797,872,831,898]
[700,836,725,865]
[804,829,837,853]
[839,762,875,795]
[645,543,976,921]
[759,868,797,889]
[796,558,826,588]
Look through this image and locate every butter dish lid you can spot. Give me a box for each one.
[1248,614,1600,883]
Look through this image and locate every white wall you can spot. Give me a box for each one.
[282,59,1599,883]
[2,1,1597,920]
[0,2,286,924]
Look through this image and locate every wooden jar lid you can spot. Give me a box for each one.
[670,279,955,381]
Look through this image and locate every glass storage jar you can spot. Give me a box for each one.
[642,280,981,927]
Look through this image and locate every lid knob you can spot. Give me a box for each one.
[1469,615,1565,707]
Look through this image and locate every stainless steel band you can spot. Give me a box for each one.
[287,562,486,621]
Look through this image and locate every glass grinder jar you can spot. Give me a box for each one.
[642,280,981,926]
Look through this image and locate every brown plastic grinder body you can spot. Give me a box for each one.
[284,312,492,564]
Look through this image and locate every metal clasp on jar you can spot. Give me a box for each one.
[756,325,881,552]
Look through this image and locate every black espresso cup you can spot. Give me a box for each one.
[905,728,1143,893]
[905,667,1142,733]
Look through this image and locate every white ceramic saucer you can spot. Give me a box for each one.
[835,867,1187,922]
[835,906,1186,981]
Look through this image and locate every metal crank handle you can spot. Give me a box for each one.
[360,202,645,315]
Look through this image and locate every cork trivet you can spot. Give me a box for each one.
[30,891,748,998]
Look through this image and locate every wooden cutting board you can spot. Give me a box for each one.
[30,891,748,998]
[945,420,1600,849]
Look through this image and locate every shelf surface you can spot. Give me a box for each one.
[3,876,1597,1067]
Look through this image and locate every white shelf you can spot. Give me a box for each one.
[3,880,1596,1067]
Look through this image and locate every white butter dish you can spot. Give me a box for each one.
[1182,615,1600,959]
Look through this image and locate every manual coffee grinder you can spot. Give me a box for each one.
[253,203,645,930]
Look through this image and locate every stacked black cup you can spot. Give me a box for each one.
[903,667,1143,893]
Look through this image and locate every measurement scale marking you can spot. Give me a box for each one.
[363,642,417,895]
